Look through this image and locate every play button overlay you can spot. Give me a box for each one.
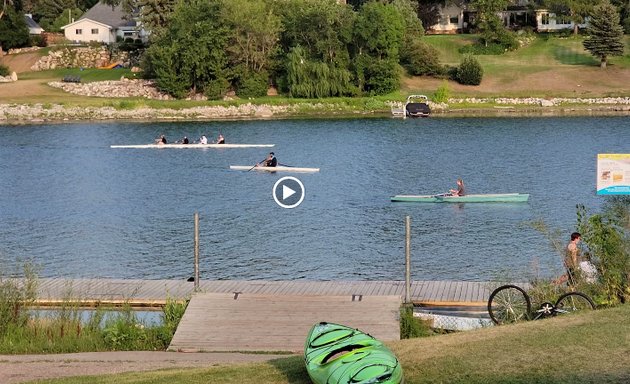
[273,176,305,209]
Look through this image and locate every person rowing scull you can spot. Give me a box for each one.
[257,152,277,167]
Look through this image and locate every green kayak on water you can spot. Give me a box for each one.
[390,193,530,203]
[304,322,403,384]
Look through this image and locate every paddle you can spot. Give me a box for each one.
[248,158,267,171]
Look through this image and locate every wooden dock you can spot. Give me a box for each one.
[20,278,502,352]
[27,278,497,307]
[168,293,402,352]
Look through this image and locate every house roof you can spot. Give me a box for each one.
[24,14,43,30]
[79,2,135,28]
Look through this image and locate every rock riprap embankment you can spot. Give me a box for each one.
[49,78,172,100]
[0,103,289,121]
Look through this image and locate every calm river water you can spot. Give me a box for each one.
[0,116,628,281]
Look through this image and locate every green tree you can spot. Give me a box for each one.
[471,0,518,50]
[222,0,281,74]
[277,0,354,66]
[353,1,404,94]
[276,0,356,97]
[143,0,230,98]
[48,7,82,32]
[0,4,29,50]
[285,45,356,98]
[456,54,483,85]
[577,198,630,305]
[583,0,625,68]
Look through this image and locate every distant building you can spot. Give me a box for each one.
[61,2,146,44]
[24,13,44,35]
[426,3,586,34]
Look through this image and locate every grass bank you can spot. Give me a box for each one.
[0,269,187,354]
[33,304,630,384]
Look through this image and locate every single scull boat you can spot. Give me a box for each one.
[230,165,320,173]
[391,193,530,203]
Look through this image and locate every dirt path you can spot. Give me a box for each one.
[0,52,41,74]
[0,351,293,383]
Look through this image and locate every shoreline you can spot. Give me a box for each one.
[2,102,630,124]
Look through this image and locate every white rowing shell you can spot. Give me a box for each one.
[111,144,275,149]
[230,165,320,173]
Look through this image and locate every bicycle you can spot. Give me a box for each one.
[487,284,596,325]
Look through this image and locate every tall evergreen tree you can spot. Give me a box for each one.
[583,0,625,68]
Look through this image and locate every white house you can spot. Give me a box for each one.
[24,14,44,35]
[61,2,145,44]
[535,10,587,32]
[427,2,587,34]
[428,5,464,34]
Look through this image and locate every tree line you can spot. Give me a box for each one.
[0,0,627,97]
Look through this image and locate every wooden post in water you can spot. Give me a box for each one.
[404,215,411,304]
[194,212,200,292]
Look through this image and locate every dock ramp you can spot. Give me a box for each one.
[168,293,401,353]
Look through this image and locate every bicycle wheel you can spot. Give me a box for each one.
[488,285,531,325]
[554,292,596,314]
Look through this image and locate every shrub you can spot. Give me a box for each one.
[236,71,269,98]
[30,34,46,47]
[0,64,9,77]
[204,78,230,100]
[355,55,400,96]
[401,39,444,76]
[400,304,433,338]
[456,55,483,85]
[577,198,630,305]
[432,81,450,103]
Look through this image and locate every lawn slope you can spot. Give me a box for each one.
[34,304,630,384]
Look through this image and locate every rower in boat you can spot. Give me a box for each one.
[217,134,225,144]
[199,135,208,144]
[180,136,189,144]
[257,152,277,167]
[449,178,465,196]
[155,134,167,145]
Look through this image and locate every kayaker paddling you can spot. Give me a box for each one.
[449,178,465,196]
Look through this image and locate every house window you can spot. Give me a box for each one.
[76,29,83,35]
[449,15,459,24]
[556,15,571,25]
[91,28,98,34]
[541,13,549,25]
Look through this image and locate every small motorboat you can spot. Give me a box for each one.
[392,95,431,118]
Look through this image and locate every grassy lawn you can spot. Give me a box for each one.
[33,304,630,384]
[19,68,137,82]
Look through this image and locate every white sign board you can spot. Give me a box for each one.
[597,154,630,195]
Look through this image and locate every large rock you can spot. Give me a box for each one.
[10,72,17,81]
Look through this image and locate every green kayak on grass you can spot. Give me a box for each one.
[304,322,403,384]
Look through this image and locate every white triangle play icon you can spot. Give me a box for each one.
[282,185,296,200]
